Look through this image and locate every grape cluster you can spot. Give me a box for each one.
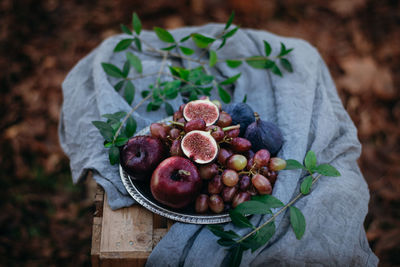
[148,99,286,214]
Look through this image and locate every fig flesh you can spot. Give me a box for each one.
[120,136,165,181]
[183,99,220,126]
[181,130,218,164]
[244,114,283,155]
[224,103,255,136]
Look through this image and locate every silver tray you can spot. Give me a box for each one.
[120,117,231,224]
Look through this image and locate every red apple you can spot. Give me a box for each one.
[120,136,166,181]
[151,156,202,209]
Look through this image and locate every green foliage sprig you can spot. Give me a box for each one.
[208,151,341,267]
[91,12,294,165]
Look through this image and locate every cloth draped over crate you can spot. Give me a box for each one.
[59,24,378,266]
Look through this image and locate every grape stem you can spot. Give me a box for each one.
[236,173,322,243]
[222,124,240,132]
[169,121,184,127]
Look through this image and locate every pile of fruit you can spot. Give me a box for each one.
[120,98,287,214]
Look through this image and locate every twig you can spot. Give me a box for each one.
[112,52,169,143]
[236,174,322,243]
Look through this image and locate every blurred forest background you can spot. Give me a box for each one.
[0,0,399,266]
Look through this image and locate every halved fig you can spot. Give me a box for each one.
[181,130,218,164]
[183,100,219,126]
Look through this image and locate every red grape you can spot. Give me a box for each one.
[184,118,206,132]
[254,149,271,168]
[150,123,168,140]
[208,194,224,213]
[226,154,247,171]
[206,125,225,142]
[222,186,238,202]
[232,192,251,208]
[217,148,233,165]
[217,111,232,127]
[252,173,272,195]
[198,163,218,180]
[239,175,251,191]
[195,194,209,213]
[208,175,223,194]
[222,169,239,187]
[230,137,251,152]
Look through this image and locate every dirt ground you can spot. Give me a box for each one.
[0,0,399,266]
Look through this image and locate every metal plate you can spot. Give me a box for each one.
[120,117,231,224]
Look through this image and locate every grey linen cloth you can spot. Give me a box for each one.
[59,24,378,266]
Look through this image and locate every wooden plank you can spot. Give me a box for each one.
[100,194,153,257]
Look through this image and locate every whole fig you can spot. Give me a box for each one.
[224,103,255,136]
[244,113,283,155]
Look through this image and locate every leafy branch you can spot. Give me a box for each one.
[93,12,295,165]
[207,151,341,267]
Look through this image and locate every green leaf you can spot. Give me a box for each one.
[226,60,242,68]
[242,94,247,103]
[189,90,198,101]
[225,11,235,30]
[191,33,215,48]
[141,90,150,98]
[114,136,129,147]
[122,60,130,77]
[228,245,243,267]
[92,121,114,142]
[161,45,176,51]
[290,206,306,240]
[102,111,126,122]
[245,57,274,69]
[124,80,135,105]
[241,222,275,252]
[109,146,120,165]
[169,66,190,81]
[101,63,125,78]
[271,64,282,77]
[104,142,113,148]
[229,210,254,228]
[188,67,213,85]
[223,27,239,39]
[219,73,241,85]
[133,37,142,52]
[179,46,194,55]
[125,116,137,137]
[209,50,217,67]
[285,159,305,170]
[114,80,125,91]
[217,238,236,247]
[251,195,284,209]
[120,24,132,35]
[207,225,239,239]
[154,27,175,43]
[126,52,142,73]
[180,35,191,42]
[114,39,134,52]
[314,164,341,177]
[278,42,294,57]
[304,151,317,171]
[218,86,231,104]
[264,40,272,56]
[163,80,180,99]
[147,102,161,111]
[217,37,227,50]
[164,102,174,116]
[234,200,272,215]
[280,58,293,72]
[132,13,142,35]
[300,176,313,195]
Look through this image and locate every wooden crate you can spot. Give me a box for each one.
[91,185,174,267]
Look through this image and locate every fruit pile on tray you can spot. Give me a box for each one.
[120,98,287,214]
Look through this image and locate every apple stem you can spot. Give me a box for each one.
[222,124,240,132]
[178,170,191,176]
[254,112,260,121]
[169,121,184,127]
